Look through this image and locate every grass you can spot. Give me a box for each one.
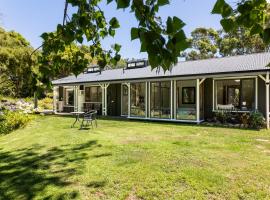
[1,116,270,200]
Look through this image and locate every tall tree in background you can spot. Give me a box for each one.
[218,28,269,57]
[183,28,220,60]
[0,27,38,97]
[183,26,269,61]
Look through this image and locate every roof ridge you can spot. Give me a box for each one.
[178,51,270,64]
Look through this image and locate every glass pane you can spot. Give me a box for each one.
[85,86,102,102]
[121,84,129,115]
[241,79,255,111]
[150,81,171,119]
[176,80,196,120]
[64,88,74,106]
[130,82,146,117]
[215,79,255,111]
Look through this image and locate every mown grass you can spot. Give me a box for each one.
[0,116,270,200]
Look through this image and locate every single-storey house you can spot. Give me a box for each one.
[52,52,270,128]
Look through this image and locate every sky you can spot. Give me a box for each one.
[0,0,221,59]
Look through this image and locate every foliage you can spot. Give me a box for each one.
[183,26,269,61]
[183,28,220,60]
[0,110,32,134]
[212,0,270,46]
[40,0,189,87]
[218,28,269,57]
[38,97,53,110]
[0,27,39,97]
[214,110,266,130]
[249,111,266,129]
[214,110,231,123]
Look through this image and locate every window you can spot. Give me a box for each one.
[182,87,195,104]
[176,80,196,120]
[215,78,255,111]
[130,82,146,117]
[85,86,102,102]
[150,81,171,119]
[64,88,74,106]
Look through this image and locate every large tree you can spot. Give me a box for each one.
[0,27,38,97]
[36,0,270,87]
[218,28,269,57]
[39,0,189,87]
[183,26,269,61]
[183,28,220,61]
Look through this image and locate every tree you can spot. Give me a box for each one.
[36,0,270,87]
[0,27,38,97]
[182,26,269,61]
[38,0,189,87]
[218,28,269,57]
[212,0,270,46]
[183,28,220,60]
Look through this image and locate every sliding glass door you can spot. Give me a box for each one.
[176,80,197,120]
[150,81,171,119]
[130,82,146,117]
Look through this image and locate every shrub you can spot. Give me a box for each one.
[214,111,231,123]
[0,111,32,134]
[38,97,53,110]
[249,111,265,130]
[239,113,250,128]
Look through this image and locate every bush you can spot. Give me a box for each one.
[249,111,265,130]
[214,111,231,123]
[38,97,53,110]
[0,111,32,134]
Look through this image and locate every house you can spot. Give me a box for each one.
[52,52,270,128]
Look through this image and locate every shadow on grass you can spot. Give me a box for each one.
[0,140,99,200]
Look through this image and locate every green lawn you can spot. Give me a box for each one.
[1,116,270,200]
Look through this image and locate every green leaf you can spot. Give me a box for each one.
[212,0,232,17]
[113,43,121,52]
[109,28,116,37]
[107,0,113,4]
[220,18,234,32]
[76,35,83,43]
[109,17,120,29]
[117,0,130,9]
[157,0,170,6]
[131,27,139,40]
[173,17,185,30]
[166,17,173,34]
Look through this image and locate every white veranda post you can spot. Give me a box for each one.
[53,86,58,113]
[266,72,269,129]
[99,83,110,116]
[196,79,200,123]
[196,78,206,123]
[258,72,270,129]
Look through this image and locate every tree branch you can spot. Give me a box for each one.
[63,0,68,26]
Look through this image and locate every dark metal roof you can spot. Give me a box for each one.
[52,52,270,85]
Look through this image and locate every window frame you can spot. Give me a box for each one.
[213,77,257,112]
[182,87,196,104]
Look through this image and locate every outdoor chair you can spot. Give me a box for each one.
[80,110,98,129]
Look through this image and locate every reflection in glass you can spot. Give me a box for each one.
[121,84,129,115]
[130,82,146,117]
